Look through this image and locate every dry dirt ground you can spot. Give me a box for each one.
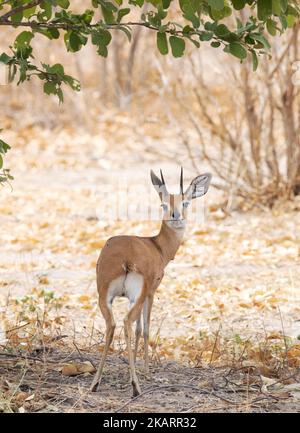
[1,120,300,412]
[1,347,300,413]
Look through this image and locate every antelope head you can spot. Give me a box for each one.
[150,168,212,231]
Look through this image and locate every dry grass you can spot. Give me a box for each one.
[0,344,299,413]
[1,283,300,413]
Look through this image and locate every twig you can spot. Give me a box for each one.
[72,341,96,369]
[72,341,84,362]
[114,384,237,413]
[30,334,68,355]
[278,306,289,365]
[270,372,300,387]
[209,324,221,365]
[0,351,56,363]
[5,321,30,333]
[268,26,300,79]
[182,393,284,413]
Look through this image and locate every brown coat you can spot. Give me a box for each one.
[96,221,183,296]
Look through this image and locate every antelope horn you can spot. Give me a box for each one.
[180,166,183,194]
[160,169,165,185]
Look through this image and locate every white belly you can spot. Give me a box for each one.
[107,272,144,306]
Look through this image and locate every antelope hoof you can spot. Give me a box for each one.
[90,380,99,392]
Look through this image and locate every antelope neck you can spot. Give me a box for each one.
[151,220,185,266]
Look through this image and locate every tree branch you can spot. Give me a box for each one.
[0,0,13,5]
[0,0,42,21]
[0,17,248,50]
[0,19,169,34]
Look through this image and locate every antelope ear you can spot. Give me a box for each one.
[185,173,212,200]
[150,170,168,197]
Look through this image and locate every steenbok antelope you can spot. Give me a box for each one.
[91,168,212,396]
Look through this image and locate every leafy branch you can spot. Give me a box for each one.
[0,0,299,101]
[0,1,299,185]
[0,133,13,185]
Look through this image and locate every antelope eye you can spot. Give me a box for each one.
[182,201,190,208]
[161,203,168,210]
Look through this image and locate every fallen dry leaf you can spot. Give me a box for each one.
[61,361,95,376]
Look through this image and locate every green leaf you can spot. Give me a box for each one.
[207,0,224,10]
[162,0,171,7]
[56,0,70,8]
[69,32,84,52]
[15,31,34,48]
[286,15,296,27]
[91,30,112,57]
[42,63,65,77]
[214,24,230,37]
[117,8,130,22]
[279,0,288,13]
[0,139,10,154]
[200,31,213,41]
[11,10,23,23]
[183,25,193,34]
[169,36,185,58]
[279,14,288,30]
[34,28,60,40]
[157,32,168,55]
[46,27,60,39]
[204,21,217,31]
[118,26,132,41]
[187,37,200,48]
[57,88,64,103]
[266,19,277,36]
[209,4,232,20]
[101,1,117,23]
[211,41,221,48]
[272,0,281,15]
[101,7,115,23]
[92,30,112,47]
[64,31,87,52]
[251,50,258,71]
[81,9,94,24]
[100,0,118,11]
[232,0,247,10]
[43,63,65,76]
[228,41,247,59]
[62,74,80,91]
[40,1,52,20]
[257,0,272,21]
[44,81,57,96]
[23,6,37,18]
[0,53,12,65]
[250,33,271,49]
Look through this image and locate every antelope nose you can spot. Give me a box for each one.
[171,209,180,220]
